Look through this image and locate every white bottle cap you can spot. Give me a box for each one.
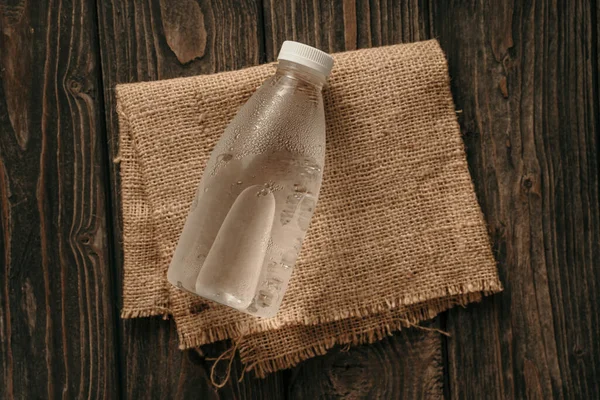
[277,41,334,78]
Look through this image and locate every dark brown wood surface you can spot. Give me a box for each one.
[0,0,118,398]
[433,1,600,398]
[1,0,598,398]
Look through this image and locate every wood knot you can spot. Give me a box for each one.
[572,342,585,358]
[503,54,512,70]
[520,171,541,195]
[328,355,371,397]
[68,78,82,93]
[79,234,91,244]
[160,0,207,64]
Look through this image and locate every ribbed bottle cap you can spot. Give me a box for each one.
[277,41,334,78]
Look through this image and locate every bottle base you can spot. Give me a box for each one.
[195,284,252,311]
[167,275,197,295]
[167,278,281,318]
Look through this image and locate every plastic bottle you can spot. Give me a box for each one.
[167,41,333,317]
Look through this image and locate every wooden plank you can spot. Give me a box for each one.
[118,318,283,399]
[263,0,432,58]
[262,1,445,398]
[95,0,286,397]
[0,0,118,398]
[286,326,444,399]
[431,1,600,398]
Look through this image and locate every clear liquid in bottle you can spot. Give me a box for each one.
[167,41,333,317]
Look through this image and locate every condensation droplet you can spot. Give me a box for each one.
[257,290,275,308]
[294,184,307,193]
[265,277,283,290]
[257,188,270,197]
[246,299,258,313]
[217,153,233,163]
[190,197,199,211]
[267,261,278,272]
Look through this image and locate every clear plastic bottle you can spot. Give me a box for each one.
[167,41,333,317]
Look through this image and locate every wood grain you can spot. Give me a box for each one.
[95,0,285,397]
[286,327,443,399]
[263,0,431,58]
[432,0,600,398]
[118,318,283,399]
[0,0,118,398]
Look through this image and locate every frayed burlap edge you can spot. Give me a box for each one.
[244,284,500,378]
[178,279,502,352]
[121,307,171,319]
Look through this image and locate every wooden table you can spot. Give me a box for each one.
[1,1,598,398]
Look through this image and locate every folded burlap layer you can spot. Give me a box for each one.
[116,40,502,377]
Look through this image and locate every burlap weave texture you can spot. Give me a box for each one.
[117,40,502,376]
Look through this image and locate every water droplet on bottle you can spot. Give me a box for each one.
[246,299,258,313]
[294,184,307,193]
[236,180,243,185]
[281,193,302,225]
[217,153,233,163]
[304,162,321,174]
[257,290,275,307]
[265,277,283,290]
[203,188,209,193]
[297,197,316,231]
[281,250,296,267]
[190,197,199,211]
[267,261,278,272]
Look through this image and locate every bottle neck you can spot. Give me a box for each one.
[275,60,327,89]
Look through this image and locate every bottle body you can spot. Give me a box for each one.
[167,61,326,317]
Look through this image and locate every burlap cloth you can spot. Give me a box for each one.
[116,40,502,378]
